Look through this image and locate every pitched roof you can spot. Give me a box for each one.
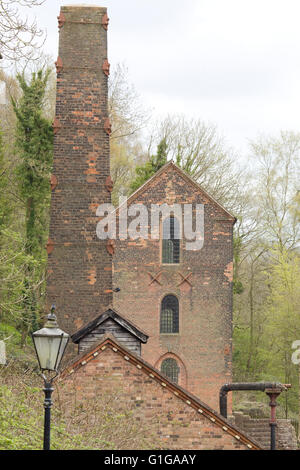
[59,333,261,450]
[71,307,149,344]
[116,161,236,223]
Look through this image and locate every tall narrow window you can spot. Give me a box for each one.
[161,358,179,384]
[160,295,179,333]
[162,216,180,264]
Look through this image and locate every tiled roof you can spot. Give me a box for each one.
[71,307,149,344]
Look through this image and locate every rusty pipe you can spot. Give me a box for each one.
[219,382,290,419]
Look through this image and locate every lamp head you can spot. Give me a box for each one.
[32,306,69,372]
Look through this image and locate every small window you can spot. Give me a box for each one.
[162,216,180,264]
[160,295,179,333]
[161,358,179,384]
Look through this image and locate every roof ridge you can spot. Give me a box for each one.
[71,307,149,344]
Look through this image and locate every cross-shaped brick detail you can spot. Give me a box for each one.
[148,271,162,286]
[177,272,193,287]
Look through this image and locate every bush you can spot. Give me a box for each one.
[0,363,160,450]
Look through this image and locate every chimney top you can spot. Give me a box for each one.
[62,4,106,8]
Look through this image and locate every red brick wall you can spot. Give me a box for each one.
[46,6,112,336]
[113,165,234,411]
[58,346,247,450]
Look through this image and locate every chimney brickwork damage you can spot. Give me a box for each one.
[46,6,112,335]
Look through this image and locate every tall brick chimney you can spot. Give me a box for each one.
[46,5,113,336]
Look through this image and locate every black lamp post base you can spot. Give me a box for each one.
[43,377,54,451]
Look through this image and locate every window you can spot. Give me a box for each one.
[160,295,179,333]
[161,358,179,384]
[162,216,180,264]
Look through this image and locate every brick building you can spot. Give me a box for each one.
[58,333,260,450]
[47,5,294,450]
[48,6,236,410]
[113,162,236,411]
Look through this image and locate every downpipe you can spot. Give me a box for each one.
[219,382,291,450]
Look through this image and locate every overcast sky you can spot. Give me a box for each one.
[24,0,300,154]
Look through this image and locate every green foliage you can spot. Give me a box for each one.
[0,382,78,450]
[0,385,42,450]
[7,70,53,344]
[233,246,300,416]
[12,69,53,257]
[0,323,29,360]
[0,129,12,233]
[129,138,167,194]
[1,63,300,438]
[232,132,300,420]
[233,280,244,295]
[0,368,160,450]
[110,140,136,206]
[0,229,39,324]
[233,325,267,381]
[233,235,244,294]
[260,248,300,414]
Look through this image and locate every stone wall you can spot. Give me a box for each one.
[233,412,298,450]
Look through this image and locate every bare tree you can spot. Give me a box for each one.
[250,131,300,251]
[108,63,150,204]
[108,63,150,140]
[0,0,46,65]
[148,114,244,214]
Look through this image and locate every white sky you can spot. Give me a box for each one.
[23,0,300,154]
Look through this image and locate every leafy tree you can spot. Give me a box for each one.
[233,234,245,295]
[250,131,300,251]
[12,69,53,256]
[11,69,53,344]
[261,248,300,416]
[0,230,38,341]
[233,131,300,422]
[129,138,168,194]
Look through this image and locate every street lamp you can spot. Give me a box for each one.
[32,305,69,450]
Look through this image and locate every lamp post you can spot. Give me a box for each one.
[32,305,69,450]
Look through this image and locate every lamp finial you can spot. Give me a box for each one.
[45,305,58,328]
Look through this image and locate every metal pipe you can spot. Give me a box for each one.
[219,382,283,419]
[219,382,291,451]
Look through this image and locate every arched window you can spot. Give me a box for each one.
[161,358,179,384]
[160,295,179,333]
[162,216,180,264]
